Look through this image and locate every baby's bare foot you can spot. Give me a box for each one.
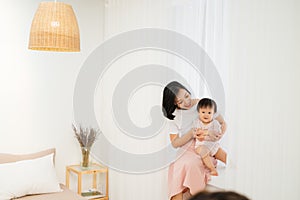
[210,170,218,176]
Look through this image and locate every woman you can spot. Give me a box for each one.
[162,81,227,200]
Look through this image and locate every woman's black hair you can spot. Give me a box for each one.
[162,81,191,120]
[197,98,217,113]
[189,191,250,200]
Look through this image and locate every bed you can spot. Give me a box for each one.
[0,148,84,200]
[18,184,85,200]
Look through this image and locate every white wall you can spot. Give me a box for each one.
[0,0,104,183]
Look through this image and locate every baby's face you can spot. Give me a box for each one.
[198,106,214,123]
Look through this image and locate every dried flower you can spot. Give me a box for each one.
[72,124,101,149]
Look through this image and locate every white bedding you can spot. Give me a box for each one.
[18,184,85,200]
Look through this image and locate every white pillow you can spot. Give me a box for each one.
[0,153,61,199]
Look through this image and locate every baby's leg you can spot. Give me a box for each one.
[202,155,218,176]
[196,145,218,176]
[214,148,227,164]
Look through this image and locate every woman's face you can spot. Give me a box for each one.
[175,88,192,110]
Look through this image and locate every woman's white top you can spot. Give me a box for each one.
[169,104,199,137]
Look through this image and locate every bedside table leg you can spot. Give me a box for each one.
[78,174,82,195]
[93,172,97,189]
[66,169,70,188]
[106,171,109,198]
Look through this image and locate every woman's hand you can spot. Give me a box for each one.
[207,130,223,141]
[195,128,223,142]
[169,134,178,142]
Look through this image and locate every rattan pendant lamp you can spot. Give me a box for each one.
[28,1,80,52]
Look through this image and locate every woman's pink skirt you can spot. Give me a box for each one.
[168,140,213,199]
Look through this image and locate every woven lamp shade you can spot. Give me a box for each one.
[28,2,80,52]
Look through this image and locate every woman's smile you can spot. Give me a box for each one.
[185,102,191,108]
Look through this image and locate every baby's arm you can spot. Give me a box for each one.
[193,119,209,142]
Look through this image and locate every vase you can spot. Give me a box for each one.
[81,147,90,168]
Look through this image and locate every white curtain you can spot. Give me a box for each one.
[97,0,227,199]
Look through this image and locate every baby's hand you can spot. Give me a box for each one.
[208,130,222,141]
[195,129,208,142]
[193,128,198,138]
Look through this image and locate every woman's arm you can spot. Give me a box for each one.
[215,114,227,134]
[169,129,194,148]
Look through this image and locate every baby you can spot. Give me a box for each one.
[193,98,227,176]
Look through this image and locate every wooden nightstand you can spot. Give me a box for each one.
[66,163,109,200]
